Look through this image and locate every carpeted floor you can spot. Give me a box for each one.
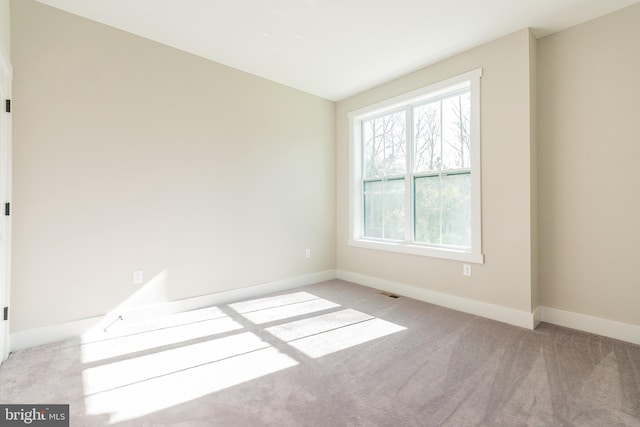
[1,279,639,426]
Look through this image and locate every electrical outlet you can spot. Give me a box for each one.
[463,264,472,277]
[133,270,144,284]
[305,249,311,258]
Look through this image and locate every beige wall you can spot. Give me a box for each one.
[10,0,335,331]
[10,0,639,335]
[538,4,640,325]
[336,29,537,314]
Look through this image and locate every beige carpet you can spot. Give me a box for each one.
[1,279,639,426]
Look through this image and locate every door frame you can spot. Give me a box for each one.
[0,46,12,363]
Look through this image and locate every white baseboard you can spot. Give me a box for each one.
[337,271,640,345]
[532,306,542,328]
[11,269,638,352]
[9,270,337,352]
[537,306,640,346]
[337,270,536,330]
[9,316,101,354]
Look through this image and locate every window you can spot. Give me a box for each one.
[349,69,483,263]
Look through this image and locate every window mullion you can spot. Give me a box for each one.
[360,120,365,238]
[438,101,444,245]
[439,173,444,245]
[382,118,387,240]
[405,106,413,244]
[380,179,385,239]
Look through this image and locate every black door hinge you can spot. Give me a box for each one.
[5,99,10,113]
[3,307,7,321]
[4,203,9,216]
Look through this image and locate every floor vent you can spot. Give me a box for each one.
[380,292,400,299]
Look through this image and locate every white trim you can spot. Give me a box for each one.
[9,270,336,352]
[468,70,482,259]
[532,306,542,328]
[0,46,11,363]
[9,270,639,352]
[348,69,482,119]
[10,317,99,354]
[348,68,484,264]
[336,271,640,345]
[337,269,535,329]
[538,306,640,346]
[348,238,484,264]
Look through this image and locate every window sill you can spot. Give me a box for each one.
[348,239,484,264]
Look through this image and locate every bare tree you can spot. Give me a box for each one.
[414,103,441,172]
[447,93,470,168]
[363,112,405,177]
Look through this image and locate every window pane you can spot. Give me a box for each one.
[363,111,406,178]
[442,92,470,170]
[362,119,385,178]
[383,178,405,240]
[441,173,471,247]
[413,102,441,173]
[363,180,383,238]
[383,112,406,176]
[414,176,441,245]
[364,179,405,241]
[414,173,470,248]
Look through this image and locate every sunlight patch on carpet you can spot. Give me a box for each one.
[229,292,340,324]
[81,291,404,423]
[82,332,271,395]
[83,335,297,424]
[80,316,243,363]
[228,291,320,313]
[266,308,406,358]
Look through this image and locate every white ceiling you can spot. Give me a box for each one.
[33,0,640,101]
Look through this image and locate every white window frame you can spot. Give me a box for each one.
[348,68,484,264]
